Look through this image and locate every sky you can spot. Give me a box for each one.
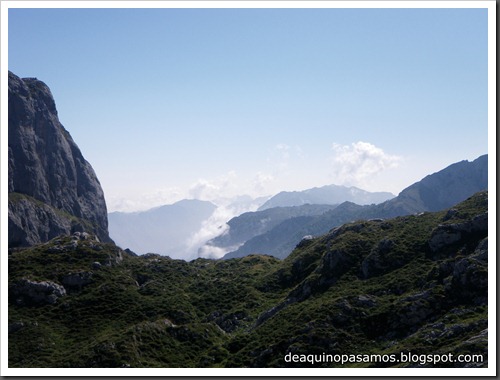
[7,5,489,212]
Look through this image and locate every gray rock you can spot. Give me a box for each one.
[319,248,352,277]
[428,226,462,252]
[360,239,394,279]
[62,271,93,291]
[143,253,161,258]
[437,236,488,305]
[105,250,124,266]
[10,279,66,306]
[471,213,488,231]
[464,328,488,344]
[394,291,435,327]
[443,208,458,221]
[471,237,488,262]
[428,212,487,252]
[439,323,471,339]
[208,311,250,333]
[9,197,78,248]
[8,71,112,248]
[451,256,487,302]
[255,297,296,327]
[356,294,377,308]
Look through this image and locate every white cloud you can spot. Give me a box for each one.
[188,171,239,201]
[187,169,278,204]
[252,171,274,194]
[186,197,264,260]
[108,169,275,213]
[185,206,235,260]
[330,141,402,188]
[188,179,221,201]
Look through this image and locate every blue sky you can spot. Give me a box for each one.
[8,6,489,211]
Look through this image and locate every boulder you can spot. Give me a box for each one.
[10,279,66,306]
[62,271,94,291]
[428,213,488,253]
[356,294,377,308]
[208,311,250,333]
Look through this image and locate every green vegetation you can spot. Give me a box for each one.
[8,192,488,368]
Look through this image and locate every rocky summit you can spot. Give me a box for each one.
[8,71,111,247]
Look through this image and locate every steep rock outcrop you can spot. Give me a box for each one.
[428,212,488,253]
[10,279,66,306]
[8,71,111,247]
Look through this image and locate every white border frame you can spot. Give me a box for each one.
[1,1,496,377]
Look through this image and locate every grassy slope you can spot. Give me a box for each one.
[8,192,488,368]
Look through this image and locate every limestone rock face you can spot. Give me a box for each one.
[10,279,66,306]
[428,212,488,253]
[62,271,94,292]
[8,71,111,247]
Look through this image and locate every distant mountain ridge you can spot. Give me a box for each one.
[202,185,395,259]
[222,155,487,259]
[200,204,339,258]
[8,71,112,247]
[258,184,394,210]
[384,154,488,215]
[222,201,365,260]
[108,199,217,259]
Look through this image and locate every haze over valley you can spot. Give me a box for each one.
[107,157,487,261]
[108,184,396,260]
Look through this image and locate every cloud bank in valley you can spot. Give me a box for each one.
[188,198,267,260]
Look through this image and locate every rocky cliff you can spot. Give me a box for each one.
[8,71,111,247]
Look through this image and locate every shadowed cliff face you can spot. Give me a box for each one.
[8,71,111,247]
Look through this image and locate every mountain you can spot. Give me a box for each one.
[8,191,488,367]
[376,154,488,216]
[222,155,488,260]
[212,194,270,211]
[200,204,339,258]
[203,185,395,259]
[108,199,217,259]
[8,71,111,247]
[258,184,395,210]
[223,201,367,260]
